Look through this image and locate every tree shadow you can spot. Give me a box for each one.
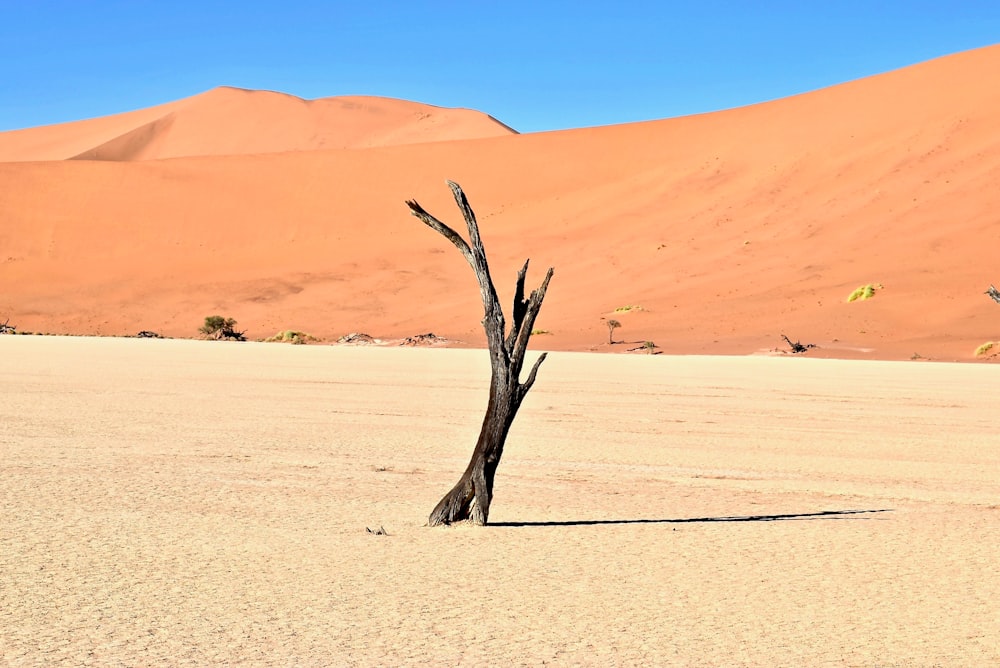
[490,508,892,527]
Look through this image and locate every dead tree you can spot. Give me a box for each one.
[782,334,816,354]
[986,285,1000,305]
[406,181,554,526]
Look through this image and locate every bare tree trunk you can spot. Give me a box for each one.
[406,181,554,526]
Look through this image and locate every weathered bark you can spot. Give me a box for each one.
[406,181,554,526]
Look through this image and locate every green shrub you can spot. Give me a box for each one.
[199,315,245,341]
[974,342,996,357]
[847,284,882,302]
[265,330,316,344]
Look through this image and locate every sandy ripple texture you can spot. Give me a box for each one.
[2,337,998,666]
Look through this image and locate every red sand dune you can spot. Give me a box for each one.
[3,45,1000,360]
[0,86,516,161]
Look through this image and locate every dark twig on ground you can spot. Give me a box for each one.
[986,284,1000,305]
[399,333,443,346]
[782,334,816,354]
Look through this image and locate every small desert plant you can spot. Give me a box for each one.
[642,340,657,354]
[614,305,642,313]
[265,330,316,345]
[847,283,882,302]
[199,315,245,341]
[606,319,621,344]
[974,341,997,357]
[531,329,551,335]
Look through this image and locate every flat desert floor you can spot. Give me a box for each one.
[2,337,998,666]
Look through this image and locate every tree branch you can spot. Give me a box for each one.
[506,259,530,352]
[447,180,486,262]
[520,352,548,397]
[405,199,475,267]
[510,267,554,368]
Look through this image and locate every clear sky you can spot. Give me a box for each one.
[2,1,999,134]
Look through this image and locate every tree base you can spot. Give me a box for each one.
[427,467,489,526]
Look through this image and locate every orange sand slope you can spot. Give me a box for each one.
[2,45,1000,360]
[0,86,516,161]
[2,338,998,665]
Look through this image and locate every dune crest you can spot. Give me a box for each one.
[2,45,1000,361]
[0,86,517,161]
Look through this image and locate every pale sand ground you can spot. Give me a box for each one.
[2,337,998,666]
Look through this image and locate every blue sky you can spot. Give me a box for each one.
[2,2,999,134]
